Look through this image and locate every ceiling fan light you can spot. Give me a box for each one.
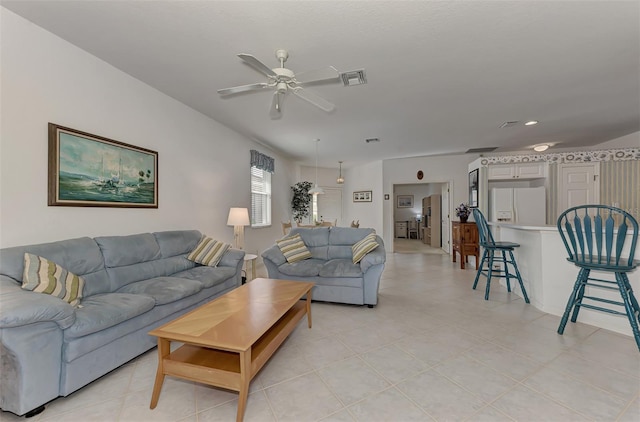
[276,81,287,93]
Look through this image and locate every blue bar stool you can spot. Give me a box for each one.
[472,209,530,303]
[557,205,640,351]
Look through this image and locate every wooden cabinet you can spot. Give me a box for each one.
[395,221,408,238]
[422,194,441,247]
[488,162,545,180]
[452,222,479,270]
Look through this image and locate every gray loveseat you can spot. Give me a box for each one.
[261,227,385,307]
[0,230,244,417]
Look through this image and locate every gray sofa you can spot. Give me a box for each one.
[261,227,385,307]
[0,230,244,417]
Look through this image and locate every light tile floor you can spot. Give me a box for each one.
[2,252,639,421]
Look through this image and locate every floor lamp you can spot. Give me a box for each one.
[227,207,250,250]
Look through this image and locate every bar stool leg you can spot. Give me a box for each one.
[508,250,530,303]
[485,250,495,300]
[616,272,640,351]
[570,269,590,323]
[473,249,488,291]
[558,268,588,334]
[502,250,511,292]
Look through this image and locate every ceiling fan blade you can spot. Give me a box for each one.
[291,87,335,112]
[269,91,284,119]
[238,54,277,78]
[217,83,270,96]
[294,66,340,86]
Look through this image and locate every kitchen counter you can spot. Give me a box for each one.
[488,222,639,337]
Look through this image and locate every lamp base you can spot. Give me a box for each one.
[234,225,244,250]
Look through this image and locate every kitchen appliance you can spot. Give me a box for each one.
[489,187,546,225]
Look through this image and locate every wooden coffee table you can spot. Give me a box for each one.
[148,278,314,422]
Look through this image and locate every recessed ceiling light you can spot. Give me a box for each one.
[525,120,539,126]
[533,144,549,152]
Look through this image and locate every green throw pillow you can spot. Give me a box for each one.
[277,233,312,263]
[22,253,85,307]
[187,236,231,267]
[352,233,379,264]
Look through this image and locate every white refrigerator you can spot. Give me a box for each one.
[489,187,546,225]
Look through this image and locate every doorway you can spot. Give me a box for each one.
[558,162,600,218]
[393,182,449,254]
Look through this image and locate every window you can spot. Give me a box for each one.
[251,166,271,227]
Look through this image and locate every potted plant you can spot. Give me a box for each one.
[291,181,313,223]
[455,203,471,223]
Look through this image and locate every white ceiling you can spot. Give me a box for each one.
[3,1,639,168]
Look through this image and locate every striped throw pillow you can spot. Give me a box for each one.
[276,233,312,263]
[187,237,231,267]
[352,233,379,264]
[22,253,85,307]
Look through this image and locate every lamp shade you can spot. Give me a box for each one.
[309,184,325,195]
[227,207,250,226]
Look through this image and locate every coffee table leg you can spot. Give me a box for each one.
[236,349,251,422]
[306,289,313,328]
[150,338,170,409]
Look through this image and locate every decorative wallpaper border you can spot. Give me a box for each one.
[480,148,639,166]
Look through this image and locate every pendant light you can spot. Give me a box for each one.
[308,139,325,195]
[336,161,345,184]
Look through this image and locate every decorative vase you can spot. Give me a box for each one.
[460,216,468,223]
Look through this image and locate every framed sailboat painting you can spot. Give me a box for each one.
[48,123,158,208]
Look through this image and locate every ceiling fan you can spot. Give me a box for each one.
[217,49,340,119]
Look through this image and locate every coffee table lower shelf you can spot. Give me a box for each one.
[150,300,310,421]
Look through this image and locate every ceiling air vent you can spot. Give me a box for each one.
[341,69,367,86]
[499,121,519,128]
[466,147,498,153]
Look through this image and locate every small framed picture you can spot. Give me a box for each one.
[353,190,372,202]
[397,195,414,208]
[469,169,479,208]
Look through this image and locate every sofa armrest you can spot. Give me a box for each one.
[360,237,386,273]
[218,248,245,268]
[261,245,287,267]
[0,275,76,329]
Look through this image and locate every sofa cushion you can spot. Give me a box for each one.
[95,233,161,268]
[0,237,109,297]
[290,227,330,247]
[154,230,202,258]
[22,253,85,307]
[328,227,375,245]
[172,266,237,289]
[64,293,155,339]
[319,259,363,278]
[277,234,312,263]
[116,277,203,305]
[187,237,230,267]
[277,259,325,277]
[352,233,379,264]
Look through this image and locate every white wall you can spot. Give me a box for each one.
[342,161,384,234]
[0,8,295,260]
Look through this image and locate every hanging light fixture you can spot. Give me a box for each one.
[309,139,325,195]
[336,161,345,184]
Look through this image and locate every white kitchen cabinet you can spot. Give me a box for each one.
[488,162,546,180]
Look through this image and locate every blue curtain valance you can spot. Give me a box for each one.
[250,150,275,173]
